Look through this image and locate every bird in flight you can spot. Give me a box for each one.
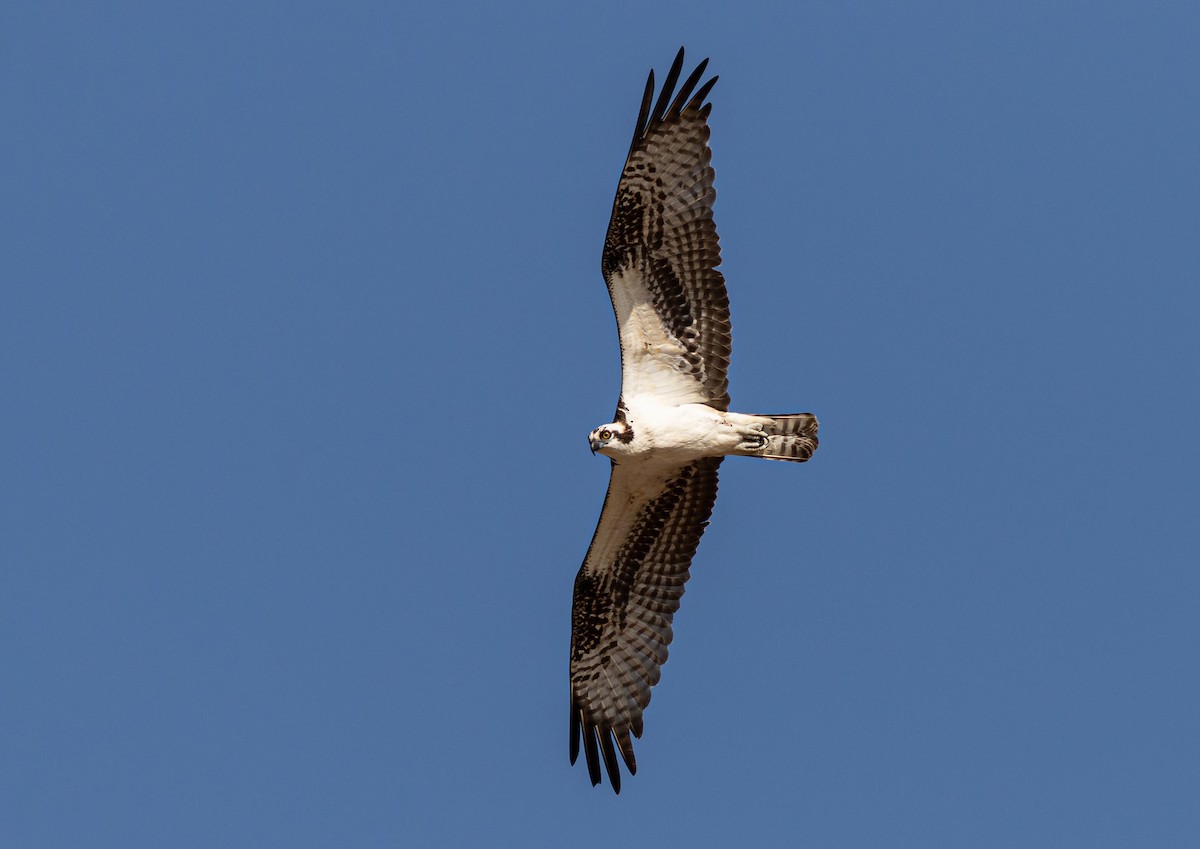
[569,48,820,793]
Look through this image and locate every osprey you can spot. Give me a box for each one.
[569,48,819,793]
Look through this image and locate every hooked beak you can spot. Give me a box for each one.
[589,439,602,455]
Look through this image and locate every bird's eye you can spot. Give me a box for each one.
[600,429,612,440]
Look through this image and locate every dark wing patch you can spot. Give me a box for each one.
[602,48,732,410]
[569,456,722,792]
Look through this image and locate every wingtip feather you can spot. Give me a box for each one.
[688,75,719,112]
[648,47,686,130]
[569,700,581,765]
[668,57,710,119]
[599,730,622,794]
[615,727,638,776]
[583,724,602,787]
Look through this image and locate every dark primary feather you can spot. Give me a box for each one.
[569,457,722,793]
[601,47,732,410]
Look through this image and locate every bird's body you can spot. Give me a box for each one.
[594,400,743,462]
[592,399,813,465]
[568,48,819,793]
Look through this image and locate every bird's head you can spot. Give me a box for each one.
[588,421,632,458]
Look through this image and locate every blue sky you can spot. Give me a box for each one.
[4,2,1198,846]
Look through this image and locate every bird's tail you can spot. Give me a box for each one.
[732,413,819,463]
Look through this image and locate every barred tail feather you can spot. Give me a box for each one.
[738,413,818,463]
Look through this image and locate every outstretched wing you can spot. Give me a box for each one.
[602,48,731,411]
[569,457,722,793]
